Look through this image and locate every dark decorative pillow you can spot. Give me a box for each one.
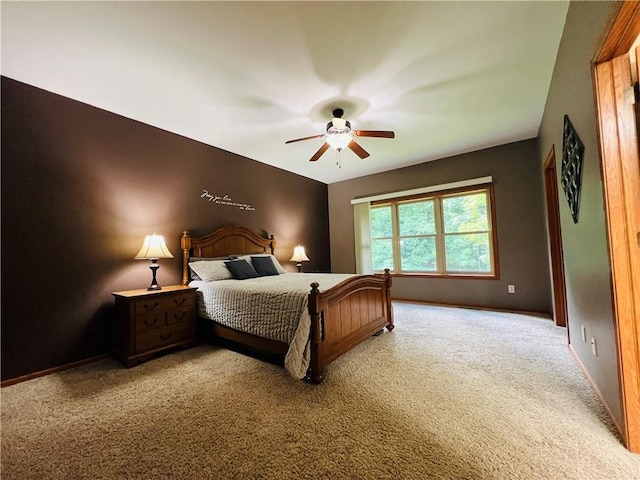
[224,259,258,280]
[251,255,279,277]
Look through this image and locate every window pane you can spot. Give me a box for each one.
[445,233,491,272]
[400,237,437,272]
[398,201,435,236]
[443,193,488,233]
[370,206,392,238]
[372,239,393,271]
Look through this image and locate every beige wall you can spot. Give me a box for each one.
[328,139,552,313]
[537,2,621,426]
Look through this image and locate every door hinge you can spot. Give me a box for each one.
[624,82,640,104]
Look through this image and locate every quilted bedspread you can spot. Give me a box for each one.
[190,273,355,379]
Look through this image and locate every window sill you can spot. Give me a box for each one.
[379,272,500,280]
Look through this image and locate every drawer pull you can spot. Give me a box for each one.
[143,302,159,312]
[144,318,159,328]
[173,297,187,306]
[159,332,173,342]
[172,312,187,322]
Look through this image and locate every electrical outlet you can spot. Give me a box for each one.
[591,337,598,357]
[507,285,515,294]
[581,325,587,343]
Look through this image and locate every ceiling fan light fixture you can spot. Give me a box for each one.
[285,107,394,162]
[327,133,351,151]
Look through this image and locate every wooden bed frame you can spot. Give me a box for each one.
[180,225,394,383]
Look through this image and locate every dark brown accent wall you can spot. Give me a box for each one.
[1,77,330,381]
[537,2,622,427]
[328,139,552,313]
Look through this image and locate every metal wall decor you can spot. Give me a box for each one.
[560,115,585,223]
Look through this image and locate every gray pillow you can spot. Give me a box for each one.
[188,257,228,281]
[189,260,233,282]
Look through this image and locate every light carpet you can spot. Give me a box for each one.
[2,302,639,479]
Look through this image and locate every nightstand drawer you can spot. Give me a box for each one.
[134,293,194,315]
[166,306,193,325]
[135,323,194,353]
[136,312,164,332]
[167,293,194,309]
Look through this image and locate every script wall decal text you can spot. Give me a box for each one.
[201,190,255,211]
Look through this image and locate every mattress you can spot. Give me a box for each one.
[190,272,356,378]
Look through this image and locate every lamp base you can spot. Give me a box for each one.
[147,262,162,290]
[296,262,302,273]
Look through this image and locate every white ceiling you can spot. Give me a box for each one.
[1,1,569,184]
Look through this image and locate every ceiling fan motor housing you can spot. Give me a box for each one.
[326,107,351,134]
[327,120,351,134]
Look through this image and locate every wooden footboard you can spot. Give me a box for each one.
[306,269,393,383]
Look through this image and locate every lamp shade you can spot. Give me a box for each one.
[135,233,174,260]
[289,245,309,262]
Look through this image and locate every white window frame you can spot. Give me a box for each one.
[354,178,498,279]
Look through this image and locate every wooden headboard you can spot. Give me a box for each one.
[181,226,276,285]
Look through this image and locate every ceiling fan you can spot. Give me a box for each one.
[285,108,395,162]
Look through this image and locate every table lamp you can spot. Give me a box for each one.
[135,233,174,290]
[289,245,309,273]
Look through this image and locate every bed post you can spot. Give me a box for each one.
[181,231,192,286]
[307,282,325,383]
[384,268,394,331]
[268,234,275,255]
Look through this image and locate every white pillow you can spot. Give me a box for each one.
[189,260,233,282]
[240,254,286,274]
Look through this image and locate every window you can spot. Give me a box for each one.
[369,186,497,277]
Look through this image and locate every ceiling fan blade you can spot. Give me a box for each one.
[310,142,330,162]
[348,140,370,159]
[285,134,325,144]
[353,130,395,139]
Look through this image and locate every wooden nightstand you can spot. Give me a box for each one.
[112,285,198,367]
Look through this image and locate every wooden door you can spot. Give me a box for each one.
[593,1,640,453]
[543,147,568,328]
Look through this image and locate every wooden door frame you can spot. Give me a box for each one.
[593,1,640,453]
[543,146,568,328]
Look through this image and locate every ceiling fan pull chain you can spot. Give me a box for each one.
[336,150,342,168]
